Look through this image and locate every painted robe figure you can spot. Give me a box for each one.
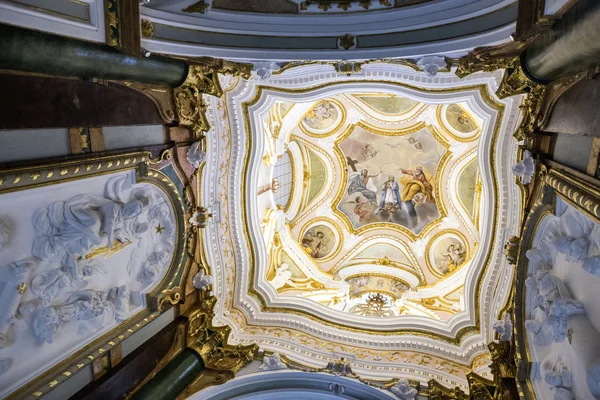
[376,175,401,214]
[400,166,435,222]
[347,169,379,203]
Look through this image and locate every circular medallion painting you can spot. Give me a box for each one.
[432,236,468,275]
[446,104,478,133]
[302,100,341,133]
[300,224,336,259]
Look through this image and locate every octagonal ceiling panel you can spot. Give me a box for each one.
[202,62,525,389]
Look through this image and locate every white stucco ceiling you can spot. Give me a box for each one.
[201,62,524,389]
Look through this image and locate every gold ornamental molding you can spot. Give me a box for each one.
[175,59,252,138]
[104,0,141,55]
[457,53,545,141]
[179,296,259,397]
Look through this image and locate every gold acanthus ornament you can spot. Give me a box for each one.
[141,19,155,38]
[187,297,258,375]
[456,43,546,141]
[175,60,251,137]
[175,65,222,137]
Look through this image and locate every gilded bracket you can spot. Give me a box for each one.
[175,65,221,137]
[427,379,467,400]
[180,296,258,396]
[504,236,521,265]
[175,60,252,138]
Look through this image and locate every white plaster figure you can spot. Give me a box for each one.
[416,56,446,77]
[32,176,145,279]
[186,141,205,170]
[389,378,418,399]
[541,357,573,400]
[553,236,589,261]
[193,269,213,292]
[493,313,513,342]
[269,263,293,290]
[512,150,535,185]
[0,260,35,348]
[259,353,287,371]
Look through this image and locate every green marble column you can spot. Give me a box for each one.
[0,24,188,87]
[522,6,600,83]
[131,349,205,400]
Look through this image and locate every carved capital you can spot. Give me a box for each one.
[466,372,494,400]
[174,65,222,136]
[488,341,517,380]
[186,297,258,376]
[456,43,546,141]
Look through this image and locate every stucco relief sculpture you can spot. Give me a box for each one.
[0,218,10,251]
[0,260,35,349]
[187,141,206,170]
[259,353,288,371]
[541,357,573,400]
[269,263,293,290]
[553,236,589,262]
[587,361,600,399]
[124,185,175,287]
[389,378,418,399]
[32,286,138,344]
[525,268,584,345]
[32,176,147,282]
[252,61,280,80]
[512,150,535,185]
[0,171,178,398]
[493,313,513,342]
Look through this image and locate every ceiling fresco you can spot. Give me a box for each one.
[255,92,484,322]
[203,63,525,388]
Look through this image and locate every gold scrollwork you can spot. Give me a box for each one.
[104,0,119,47]
[141,19,155,38]
[175,66,220,137]
[175,61,252,137]
[186,297,258,374]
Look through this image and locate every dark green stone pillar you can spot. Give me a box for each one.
[131,349,204,400]
[0,24,188,87]
[522,5,600,83]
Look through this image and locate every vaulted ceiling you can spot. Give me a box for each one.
[140,0,518,60]
[202,61,525,389]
